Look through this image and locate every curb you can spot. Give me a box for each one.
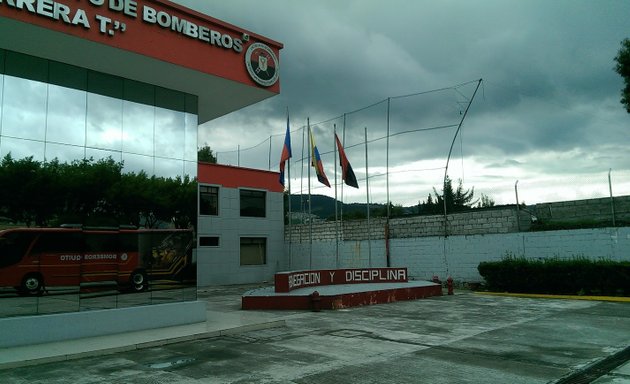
[0,319,286,370]
[475,291,630,303]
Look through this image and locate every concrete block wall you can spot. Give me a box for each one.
[280,196,630,284]
[533,195,630,224]
[286,207,528,242]
[197,187,285,285]
[285,227,630,284]
[287,239,386,271]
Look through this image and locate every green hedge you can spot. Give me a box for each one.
[478,257,630,295]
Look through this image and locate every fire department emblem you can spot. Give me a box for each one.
[245,42,279,87]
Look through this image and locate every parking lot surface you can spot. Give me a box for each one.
[1,288,629,383]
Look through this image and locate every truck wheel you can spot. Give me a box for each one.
[20,274,43,295]
[130,270,147,292]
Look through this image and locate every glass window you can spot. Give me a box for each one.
[240,189,266,217]
[184,112,198,163]
[155,106,185,160]
[85,148,121,163]
[122,100,154,156]
[47,84,87,147]
[240,237,266,266]
[155,87,186,163]
[119,232,138,252]
[0,49,200,315]
[184,160,197,179]
[154,157,182,178]
[84,232,118,253]
[45,142,85,164]
[0,136,45,161]
[86,92,123,152]
[199,186,218,215]
[32,232,83,254]
[0,48,198,180]
[0,231,37,268]
[86,72,123,152]
[199,236,219,247]
[122,152,153,175]
[1,76,47,141]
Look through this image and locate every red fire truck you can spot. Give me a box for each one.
[0,227,193,295]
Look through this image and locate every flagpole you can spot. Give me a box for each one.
[268,135,272,171]
[334,124,339,269]
[300,126,305,243]
[386,97,391,219]
[307,119,313,270]
[365,127,372,268]
[386,97,391,267]
[287,110,292,270]
[341,114,346,234]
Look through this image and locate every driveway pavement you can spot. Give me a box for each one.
[1,287,629,383]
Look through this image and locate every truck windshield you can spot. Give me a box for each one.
[0,231,37,268]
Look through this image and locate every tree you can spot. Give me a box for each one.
[198,145,217,163]
[0,154,42,226]
[0,155,196,229]
[614,38,630,113]
[478,193,495,208]
[370,202,405,218]
[420,176,481,214]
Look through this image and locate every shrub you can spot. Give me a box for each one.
[478,256,630,295]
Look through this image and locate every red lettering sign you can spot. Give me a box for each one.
[274,268,408,293]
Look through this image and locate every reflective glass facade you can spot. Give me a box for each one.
[0,49,198,178]
[0,49,199,317]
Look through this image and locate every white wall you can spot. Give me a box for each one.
[197,186,285,285]
[285,227,630,283]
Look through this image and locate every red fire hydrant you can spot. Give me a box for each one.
[447,276,454,295]
[310,291,321,312]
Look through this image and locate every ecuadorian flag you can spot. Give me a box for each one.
[310,129,330,187]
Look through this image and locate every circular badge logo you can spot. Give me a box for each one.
[121,253,128,261]
[245,42,279,87]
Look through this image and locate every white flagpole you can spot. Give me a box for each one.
[341,114,346,261]
[365,126,371,268]
[386,97,391,267]
[307,119,312,270]
[288,156,292,269]
[287,110,292,270]
[300,126,305,243]
[334,124,339,268]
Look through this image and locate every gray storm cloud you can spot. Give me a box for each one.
[174,0,630,205]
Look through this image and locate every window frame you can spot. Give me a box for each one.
[199,236,220,247]
[239,237,267,266]
[239,188,266,218]
[199,184,219,216]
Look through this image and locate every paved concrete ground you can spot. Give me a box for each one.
[1,287,630,383]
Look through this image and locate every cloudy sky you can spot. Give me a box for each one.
[175,0,629,207]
